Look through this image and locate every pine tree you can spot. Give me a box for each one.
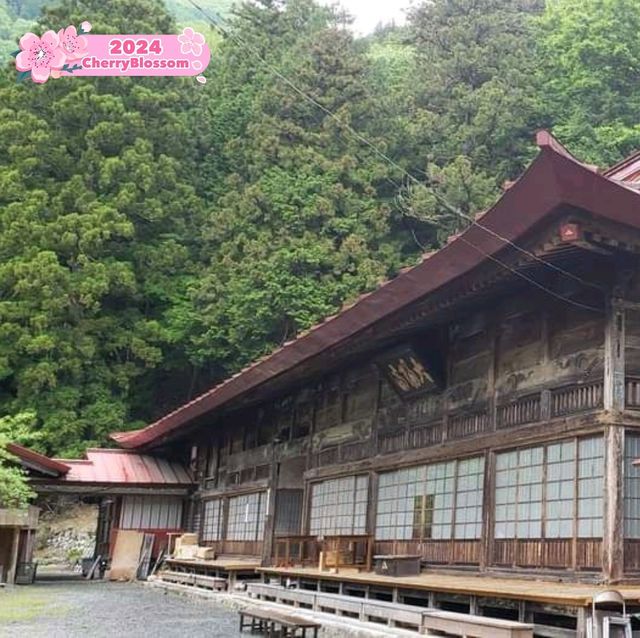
[399,0,543,240]
[538,0,640,166]
[188,0,415,371]
[0,0,206,455]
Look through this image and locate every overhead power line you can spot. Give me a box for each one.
[188,0,603,313]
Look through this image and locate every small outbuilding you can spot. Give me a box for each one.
[3,443,194,582]
[1,443,70,584]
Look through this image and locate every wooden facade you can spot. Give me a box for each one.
[115,134,640,586]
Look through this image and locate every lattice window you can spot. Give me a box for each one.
[376,457,485,541]
[495,447,543,539]
[376,466,424,541]
[227,492,266,541]
[309,475,368,535]
[454,457,485,540]
[495,436,603,540]
[545,440,575,538]
[625,433,640,538]
[201,498,223,542]
[578,436,604,538]
[425,462,456,539]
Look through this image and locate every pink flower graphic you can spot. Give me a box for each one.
[16,31,66,84]
[57,25,88,60]
[178,27,205,56]
[80,21,92,33]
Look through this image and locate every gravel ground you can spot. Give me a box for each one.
[0,577,243,638]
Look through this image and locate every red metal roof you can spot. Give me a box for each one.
[7,442,70,477]
[57,449,192,485]
[113,131,640,450]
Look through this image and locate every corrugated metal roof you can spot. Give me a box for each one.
[57,449,192,485]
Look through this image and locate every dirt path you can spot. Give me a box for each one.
[0,578,243,637]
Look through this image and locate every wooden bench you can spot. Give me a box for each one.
[422,610,533,638]
[238,607,320,637]
[247,583,533,636]
[248,583,424,628]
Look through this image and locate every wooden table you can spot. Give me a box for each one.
[238,607,320,637]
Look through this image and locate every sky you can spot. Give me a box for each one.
[320,0,412,35]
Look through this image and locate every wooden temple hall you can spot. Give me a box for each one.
[110,133,640,632]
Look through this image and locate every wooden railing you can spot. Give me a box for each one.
[273,534,373,572]
[372,381,606,461]
[375,539,480,567]
[550,381,603,417]
[273,535,320,568]
[497,393,541,429]
[310,380,609,468]
[626,377,640,408]
[312,440,371,468]
[447,408,490,440]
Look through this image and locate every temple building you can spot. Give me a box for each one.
[57,132,640,630]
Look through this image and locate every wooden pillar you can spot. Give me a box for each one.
[366,471,378,563]
[603,424,624,583]
[261,449,280,566]
[603,298,625,583]
[604,299,625,412]
[479,449,495,572]
[7,527,20,584]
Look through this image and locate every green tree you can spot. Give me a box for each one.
[187,0,416,371]
[0,0,206,455]
[538,0,640,166]
[399,0,543,239]
[0,412,36,508]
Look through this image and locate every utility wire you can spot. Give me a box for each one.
[189,0,604,312]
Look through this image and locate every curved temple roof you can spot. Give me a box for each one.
[112,131,640,450]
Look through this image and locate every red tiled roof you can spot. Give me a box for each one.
[56,449,192,485]
[113,131,640,450]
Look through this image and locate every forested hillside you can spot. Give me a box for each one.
[0,0,637,456]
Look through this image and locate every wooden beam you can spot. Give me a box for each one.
[604,299,625,412]
[7,528,20,585]
[603,293,625,583]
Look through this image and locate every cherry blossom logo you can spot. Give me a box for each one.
[58,24,90,60]
[12,21,92,83]
[11,22,210,83]
[178,27,205,56]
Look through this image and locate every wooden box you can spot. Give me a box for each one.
[374,554,421,577]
